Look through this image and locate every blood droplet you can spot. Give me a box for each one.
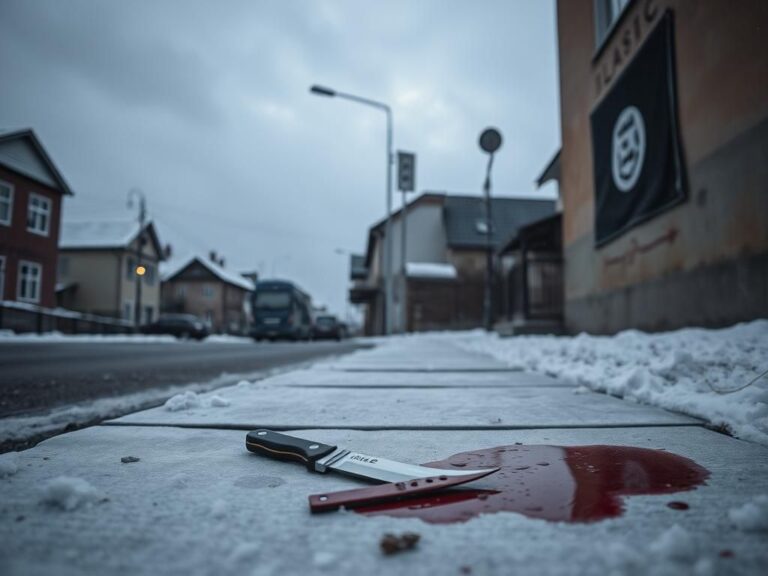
[355,445,709,524]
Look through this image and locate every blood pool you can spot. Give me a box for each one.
[355,445,709,524]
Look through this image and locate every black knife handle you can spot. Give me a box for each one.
[245,429,337,471]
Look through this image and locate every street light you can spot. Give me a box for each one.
[479,128,503,331]
[309,84,394,336]
[127,187,147,329]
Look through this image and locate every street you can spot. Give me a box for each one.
[0,340,364,419]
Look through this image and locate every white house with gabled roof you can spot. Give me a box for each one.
[58,219,164,324]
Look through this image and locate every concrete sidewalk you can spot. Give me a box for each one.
[2,336,767,575]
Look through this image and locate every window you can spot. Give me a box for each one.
[144,306,154,324]
[594,0,631,49]
[0,256,5,299]
[27,193,51,236]
[176,285,187,297]
[18,260,42,303]
[0,181,13,226]
[123,301,133,321]
[126,256,135,281]
[202,284,214,298]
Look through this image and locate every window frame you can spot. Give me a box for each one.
[0,180,13,226]
[17,260,42,303]
[26,192,52,236]
[593,0,633,60]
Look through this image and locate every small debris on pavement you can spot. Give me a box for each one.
[380,532,420,555]
[121,456,140,464]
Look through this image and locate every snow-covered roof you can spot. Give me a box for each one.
[405,262,458,279]
[162,255,254,291]
[60,219,144,249]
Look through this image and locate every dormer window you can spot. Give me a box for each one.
[475,219,490,234]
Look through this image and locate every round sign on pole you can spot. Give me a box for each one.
[479,128,502,154]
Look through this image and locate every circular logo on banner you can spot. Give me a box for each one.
[611,106,646,192]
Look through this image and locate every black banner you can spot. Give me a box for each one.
[591,11,686,246]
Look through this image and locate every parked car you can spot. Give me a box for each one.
[312,315,343,341]
[141,314,210,340]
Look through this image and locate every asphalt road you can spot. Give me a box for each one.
[0,340,364,418]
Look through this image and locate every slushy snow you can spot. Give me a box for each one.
[450,320,768,445]
[164,391,232,411]
[728,495,768,531]
[41,476,102,511]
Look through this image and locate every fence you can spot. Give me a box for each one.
[0,301,134,335]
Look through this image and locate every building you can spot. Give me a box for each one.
[58,219,164,323]
[551,0,768,333]
[0,129,74,307]
[161,254,254,334]
[351,192,556,334]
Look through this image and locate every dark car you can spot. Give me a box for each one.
[141,314,210,340]
[311,315,342,341]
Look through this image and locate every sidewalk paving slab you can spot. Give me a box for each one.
[107,384,700,429]
[261,368,569,388]
[2,425,766,576]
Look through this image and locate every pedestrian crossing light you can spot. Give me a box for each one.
[135,265,146,276]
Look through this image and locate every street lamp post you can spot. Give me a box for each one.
[479,128,503,331]
[127,188,147,329]
[310,84,394,336]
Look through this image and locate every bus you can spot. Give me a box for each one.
[249,280,312,341]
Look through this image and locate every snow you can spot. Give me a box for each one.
[648,524,697,561]
[728,495,768,531]
[0,451,20,477]
[0,371,272,446]
[162,254,254,291]
[0,331,174,342]
[312,551,337,569]
[41,476,102,511]
[450,320,768,445]
[59,219,145,249]
[164,391,232,411]
[405,262,458,279]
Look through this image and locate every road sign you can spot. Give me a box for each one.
[397,151,416,192]
[479,128,502,154]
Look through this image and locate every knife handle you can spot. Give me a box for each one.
[246,429,337,471]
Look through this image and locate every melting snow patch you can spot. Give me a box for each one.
[0,452,20,477]
[164,391,204,411]
[728,495,768,531]
[164,391,232,411]
[41,477,102,511]
[209,395,231,407]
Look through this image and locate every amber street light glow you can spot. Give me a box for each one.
[135,265,147,276]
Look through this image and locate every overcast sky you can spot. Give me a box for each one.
[0,0,560,318]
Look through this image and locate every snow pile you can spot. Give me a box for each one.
[0,452,20,477]
[164,391,231,411]
[41,477,102,511]
[452,320,768,444]
[729,495,768,531]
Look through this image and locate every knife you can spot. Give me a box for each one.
[308,469,498,513]
[245,429,497,483]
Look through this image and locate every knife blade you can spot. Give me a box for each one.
[245,429,496,483]
[308,468,499,513]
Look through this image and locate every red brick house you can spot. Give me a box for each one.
[0,129,74,307]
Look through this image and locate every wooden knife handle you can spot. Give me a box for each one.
[246,429,337,471]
